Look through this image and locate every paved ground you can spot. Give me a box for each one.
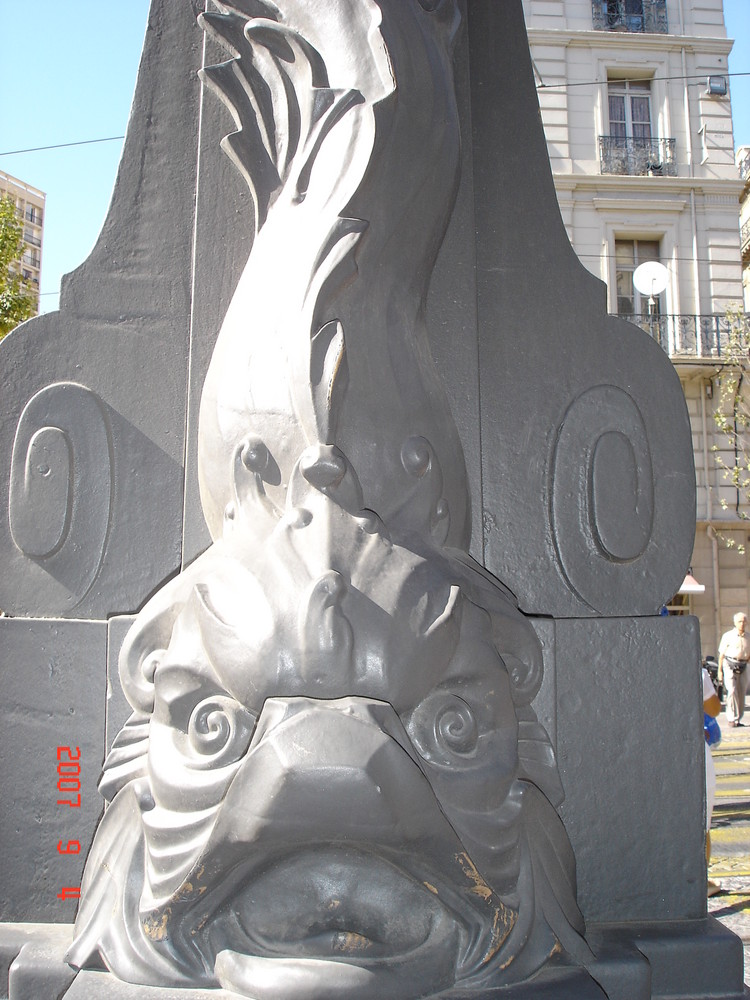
[707,708,750,984]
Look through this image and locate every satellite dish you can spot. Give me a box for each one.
[633,261,668,297]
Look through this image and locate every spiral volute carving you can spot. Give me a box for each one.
[407,692,479,766]
[186,696,256,769]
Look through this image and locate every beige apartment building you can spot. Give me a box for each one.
[740,144,750,309]
[521,0,747,654]
[0,170,45,315]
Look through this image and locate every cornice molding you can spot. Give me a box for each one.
[551,172,743,199]
[592,196,688,212]
[526,27,733,58]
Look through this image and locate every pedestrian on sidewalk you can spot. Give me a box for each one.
[718,612,749,727]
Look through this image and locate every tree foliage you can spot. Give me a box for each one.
[0,194,36,339]
[712,307,750,553]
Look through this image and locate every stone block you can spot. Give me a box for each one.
[61,967,607,999]
[590,918,747,1000]
[7,930,75,1000]
[0,927,42,999]
[62,971,242,999]
[0,921,742,999]
[0,924,73,1000]
[635,920,747,999]
[0,620,106,923]
[552,615,705,923]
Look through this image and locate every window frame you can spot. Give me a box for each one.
[614,237,664,317]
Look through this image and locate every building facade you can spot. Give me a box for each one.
[0,170,45,316]
[521,0,747,654]
[740,144,750,309]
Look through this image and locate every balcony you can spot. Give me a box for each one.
[619,313,750,359]
[23,233,42,248]
[24,208,42,225]
[600,135,676,176]
[741,219,750,260]
[592,0,668,33]
[740,151,750,184]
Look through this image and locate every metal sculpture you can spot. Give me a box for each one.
[67,2,595,995]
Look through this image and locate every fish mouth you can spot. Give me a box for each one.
[166,845,513,1000]
[138,698,518,995]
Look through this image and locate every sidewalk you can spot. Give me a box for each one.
[707,709,750,984]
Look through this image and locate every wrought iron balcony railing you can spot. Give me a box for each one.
[741,219,750,258]
[600,135,676,176]
[592,0,668,33]
[740,151,750,184]
[618,313,750,359]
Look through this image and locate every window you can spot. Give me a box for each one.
[607,0,644,31]
[600,79,675,175]
[615,239,662,316]
[608,80,652,142]
[592,0,668,33]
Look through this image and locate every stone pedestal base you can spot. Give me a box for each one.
[0,919,745,1000]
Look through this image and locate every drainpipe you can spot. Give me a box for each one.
[707,525,722,654]
[701,378,712,522]
[681,46,702,350]
[702,381,721,647]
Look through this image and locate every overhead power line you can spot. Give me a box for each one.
[537,69,750,90]
[33,253,742,297]
[572,255,747,272]
[0,136,125,157]
[2,69,749,153]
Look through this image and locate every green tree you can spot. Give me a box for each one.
[712,307,750,553]
[0,194,36,339]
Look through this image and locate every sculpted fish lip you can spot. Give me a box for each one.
[161,844,514,989]
[165,846,504,999]
[212,913,460,1000]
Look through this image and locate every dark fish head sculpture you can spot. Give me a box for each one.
[68,448,587,998]
[68,1,591,996]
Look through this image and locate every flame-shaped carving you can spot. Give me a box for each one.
[196,0,470,551]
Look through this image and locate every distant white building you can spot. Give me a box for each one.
[0,170,45,316]
[522,0,747,654]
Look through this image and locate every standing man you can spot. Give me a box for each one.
[718,612,750,727]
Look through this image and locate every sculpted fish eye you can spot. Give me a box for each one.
[184,696,258,761]
[150,663,259,766]
[407,691,480,763]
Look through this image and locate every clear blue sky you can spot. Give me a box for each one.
[0,0,748,316]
